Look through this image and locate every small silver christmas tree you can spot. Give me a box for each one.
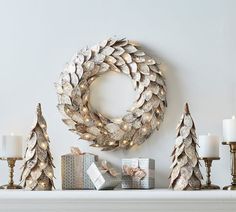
[20,103,55,190]
[169,103,203,190]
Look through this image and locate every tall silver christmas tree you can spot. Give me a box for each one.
[20,103,55,190]
[169,103,203,190]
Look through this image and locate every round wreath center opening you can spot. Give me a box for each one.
[89,71,137,119]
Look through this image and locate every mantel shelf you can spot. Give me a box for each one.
[0,189,235,200]
[0,189,235,212]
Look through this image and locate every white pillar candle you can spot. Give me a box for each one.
[0,134,23,158]
[223,115,236,141]
[198,133,219,158]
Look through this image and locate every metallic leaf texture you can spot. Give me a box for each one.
[20,103,55,190]
[169,103,203,190]
[56,38,167,151]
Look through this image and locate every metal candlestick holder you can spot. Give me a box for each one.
[0,157,22,189]
[199,157,220,189]
[222,142,236,190]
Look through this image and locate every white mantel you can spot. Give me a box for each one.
[0,189,235,212]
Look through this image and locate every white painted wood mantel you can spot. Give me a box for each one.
[0,189,235,212]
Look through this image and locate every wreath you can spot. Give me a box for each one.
[56,38,167,151]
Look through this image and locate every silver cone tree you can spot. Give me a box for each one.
[20,103,55,190]
[169,103,203,190]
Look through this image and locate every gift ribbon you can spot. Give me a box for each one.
[70,147,90,189]
[100,160,118,177]
[123,164,146,180]
[71,147,85,155]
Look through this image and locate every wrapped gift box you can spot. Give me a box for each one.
[87,161,121,190]
[122,158,155,189]
[61,148,98,190]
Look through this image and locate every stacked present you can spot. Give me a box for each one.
[61,147,98,190]
[122,158,155,189]
[87,160,121,190]
[61,148,155,190]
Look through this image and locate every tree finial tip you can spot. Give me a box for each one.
[184,103,190,114]
[37,103,42,114]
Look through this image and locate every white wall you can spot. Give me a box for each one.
[0,0,235,189]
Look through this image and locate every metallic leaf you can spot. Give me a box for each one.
[101,46,115,56]
[124,44,137,53]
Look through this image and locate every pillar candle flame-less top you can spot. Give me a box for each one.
[198,133,219,158]
[0,134,22,158]
[223,116,236,142]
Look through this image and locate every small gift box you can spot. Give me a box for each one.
[122,158,155,189]
[61,147,98,190]
[87,160,121,190]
